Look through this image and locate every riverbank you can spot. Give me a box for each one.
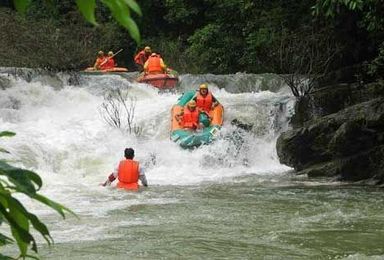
[277,80,384,185]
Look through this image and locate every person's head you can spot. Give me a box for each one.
[144,46,152,54]
[199,83,208,96]
[97,50,104,57]
[187,100,197,111]
[108,51,113,56]
[150,52,157,57]
[124,148,135,159]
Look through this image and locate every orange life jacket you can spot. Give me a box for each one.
[117,159,139,190]
[182,107,199,129]
[146,55,163,74]
[196,92,213,113]
[103,57,115,69]
[95,57,107,70]
[134,50,149,65]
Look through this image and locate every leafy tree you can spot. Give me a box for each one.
[312,0,384,80]
[312,0,384,32]
[4,0,383,75]
[12,0,142,43]
[0,131,74,259]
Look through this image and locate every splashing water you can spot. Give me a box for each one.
[0,70,291,213]
[0,71,293,186]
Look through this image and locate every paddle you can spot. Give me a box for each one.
[99,48,124,66]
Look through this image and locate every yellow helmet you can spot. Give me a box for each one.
[108,51,113,56]
[199,83,208,89]
[187,100,196,108]
[144,46,151,52]
[98,50,104,56]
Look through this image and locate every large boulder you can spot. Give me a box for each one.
[290,81,384,128]
[277,96,384,182]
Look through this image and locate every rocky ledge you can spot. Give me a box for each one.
[276,81,384,184]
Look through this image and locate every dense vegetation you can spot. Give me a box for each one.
[0,0,383,77]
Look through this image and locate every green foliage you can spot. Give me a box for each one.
[185,24,223,73]
[0,8,132,70]
[312,0,384,32]
[164,0,200,26]
[158,0,318,74]
[0,131,74,259]
[242,27,278,71]
[312,0,364,17]
[76,0,97,26]
[13,0,142,44]
[3,0,384,76]
[100,0,141,44]
[12,0,31,14]
[367,41,384,78]
[0,132,16,138]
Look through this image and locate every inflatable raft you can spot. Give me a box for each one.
[83,67,128,73]
[170,90,224,149]
[137,70,179,89]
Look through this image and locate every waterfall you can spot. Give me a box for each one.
[0,68,294,215]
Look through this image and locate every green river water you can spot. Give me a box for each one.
[33,175,384,260]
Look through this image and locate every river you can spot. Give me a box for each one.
[0,69,383,259]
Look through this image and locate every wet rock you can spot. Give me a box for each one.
[328,120,378,157]
[277,91,384,183]
[231,119,253,131]
[297,161,339,178]
[0,75,11,90]
[67,72,82,86]
[291,81,384,128]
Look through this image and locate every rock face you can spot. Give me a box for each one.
[277,81,384,183]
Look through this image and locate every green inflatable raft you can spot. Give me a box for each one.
[170,90,224,149]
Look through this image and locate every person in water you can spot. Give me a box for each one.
[143,52,167,75]
[134,46,152,72]
[102,148,148,190]
[175,100,202,130]
[93,50,107,70]
[192,83,220,114]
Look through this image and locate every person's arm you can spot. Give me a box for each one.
[160,58,167,72]
[140,53,146,65]
[175,109,184,123]
[212,95,219,108]
[93,58,101,70]
[102,167,118,186]
[143,60,149,72]
[139,167,148,187]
